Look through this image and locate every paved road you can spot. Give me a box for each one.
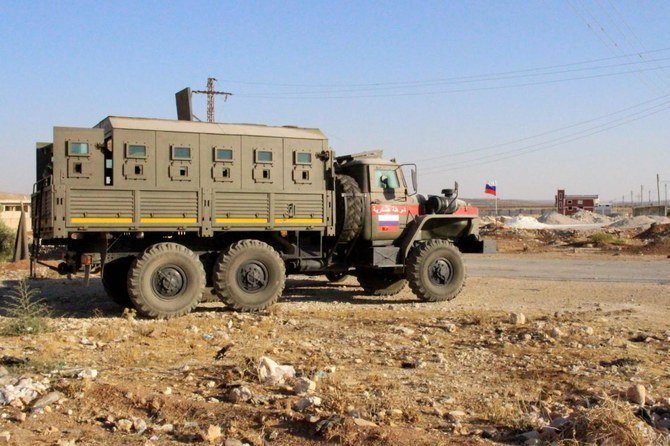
[464,254,670,284]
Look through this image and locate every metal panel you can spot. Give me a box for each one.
[140,190,198,224]
[273,193,325,224]
[175,88,193,121]
[214,192,269,224]
[373,246,401,267]
[69,189,134,220]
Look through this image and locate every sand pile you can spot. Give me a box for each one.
[537,211,579,225]
[572,209,613,224]
[478,216,504,228]
[608,215,670,229]
[505,216,547,229]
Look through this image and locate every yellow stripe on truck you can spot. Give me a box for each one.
[71,217,133,224]
[275,218,323,224]
[140,217,197,224]
[216,218,268,224]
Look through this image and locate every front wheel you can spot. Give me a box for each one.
[406,240,465,302]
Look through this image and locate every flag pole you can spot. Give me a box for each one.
[495,193,498,217]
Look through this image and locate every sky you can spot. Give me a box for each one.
[1,1,669,202]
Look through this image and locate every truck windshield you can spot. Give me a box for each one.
[374,168,400,189]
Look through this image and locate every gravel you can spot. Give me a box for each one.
[608,215,670,229]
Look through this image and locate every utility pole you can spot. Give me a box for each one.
[630,190,633,205]
[657,174,661,205]
[640,185,643,203]
[193,78,233,123]
[648,190,651,204]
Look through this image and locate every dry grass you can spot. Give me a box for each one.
[559,397,650,445]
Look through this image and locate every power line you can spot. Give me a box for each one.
[415,93,670,163]
[234,56,670,97]
[600,0,670,89]
[220,46,670,89]
[419,99,670,173]
[234,63,670,99]
[593,0,670,90]
[568,0,666,94]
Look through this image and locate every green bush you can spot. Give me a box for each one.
[0,221,15,261]
[589,232,625,246]
[2,279,50,336]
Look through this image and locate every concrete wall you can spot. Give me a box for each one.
[0,202,32,231]
[632,205,670,217]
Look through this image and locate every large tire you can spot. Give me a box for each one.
[406,240,465,302]
[102,256,134,307]
[127,243,206,319]
[213,240,286,312]
[356,268,407,296]
[335,174,363,243]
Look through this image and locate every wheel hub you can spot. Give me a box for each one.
[152,265,186,298]
[237,261,268,293]
[428,258,452,286]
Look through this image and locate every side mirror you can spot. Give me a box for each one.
[398,163,418,196]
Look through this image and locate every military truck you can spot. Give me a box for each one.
[31,107,485,318]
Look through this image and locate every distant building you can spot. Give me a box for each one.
[0,192,31,231]
[555,189,599,216]
[594,204,613,215]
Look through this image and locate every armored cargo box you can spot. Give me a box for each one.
[33,117,335,239]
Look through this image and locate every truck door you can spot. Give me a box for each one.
[368,165,419,241]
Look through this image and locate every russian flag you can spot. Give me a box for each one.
[485,180,497,196]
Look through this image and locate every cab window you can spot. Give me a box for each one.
[374,168,400,190]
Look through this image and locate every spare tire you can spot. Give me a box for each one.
[335,174,363,243]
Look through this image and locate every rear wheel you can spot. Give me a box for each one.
[127,243,206,319]
[406,240,465,302]
[213,240,286,312]
[356,268,407,296]
[102,256,133,307]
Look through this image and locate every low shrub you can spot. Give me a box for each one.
[2,279,50,336]
[0,221,15,261]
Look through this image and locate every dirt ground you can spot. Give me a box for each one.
[481,222,670,257]
[0,252,669,446]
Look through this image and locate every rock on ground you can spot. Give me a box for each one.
[257,357,295,385]
[510,312,526,325]
[292,377,316,394]
[626,384,646,405]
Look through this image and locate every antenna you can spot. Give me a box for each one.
[192,78,233,122]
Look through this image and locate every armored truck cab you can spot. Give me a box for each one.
[32,115,484,319]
